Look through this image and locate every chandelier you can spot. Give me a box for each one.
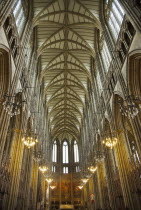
[81,178,88,184]
[102,135,117,149]
[78,186,83,189]
[2,94,26,117]
[39,165,48,173]
[88,166,97,173]
[118,95,141,118]
[46,178,53,183]
[95,151,105,163]
[33,150,42,162]
[50,186,56,189]
[22,132,38,149]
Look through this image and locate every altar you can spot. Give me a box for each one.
[60,204,74,209]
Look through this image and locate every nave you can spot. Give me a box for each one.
[0,0,141,209]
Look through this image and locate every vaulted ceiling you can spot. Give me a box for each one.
[33,0,101,141]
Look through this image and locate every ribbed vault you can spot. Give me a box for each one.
[33,0,101,140]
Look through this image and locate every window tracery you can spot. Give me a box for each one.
[52,166,56,173]
[106,0,125,41]
[63,167,68,174]
[96,71,103,93]
[75,166,80,173]
[13,0,26,35]
[117,21,135,65]
[4,16,19,59]
[101,41,112,72]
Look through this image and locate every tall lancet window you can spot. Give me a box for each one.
[63,141,69,163]
[96,70,102,94]
[52,140,57,163]
[13,0,26,35]
[101,41,112,72]
[108,0,125,40]
[74,141,79,162]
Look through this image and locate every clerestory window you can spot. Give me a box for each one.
[13,0,26,35]
[108,0,125,41]
[101,41,112,72]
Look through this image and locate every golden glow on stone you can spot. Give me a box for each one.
[46,178,53,183]
[39,166,48,173]
[81,178,88,183]
[50,186,56,189]
[103,137,118,149]
[88,166,97,173]
[78,186,83,189]
[22,136,38,149]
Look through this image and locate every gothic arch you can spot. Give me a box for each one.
[61,139,70,164]
[113,94,141,208]
[113,94,140,157]
[0,46,11,99]
[127,50,141,96]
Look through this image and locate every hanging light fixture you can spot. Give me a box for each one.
[2,93,26,117]
[39,157,49,173]
[33,150,42,162]
[88,166,97,173]
[39,165,48,173]
[81,178,88,184]
[50,186,56,190]
[78,186,83,189]
[118,95,141,118]
[22,132,38,149]
[46,178,53,183]
[102,135,117,149]
[95,151,105,163]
